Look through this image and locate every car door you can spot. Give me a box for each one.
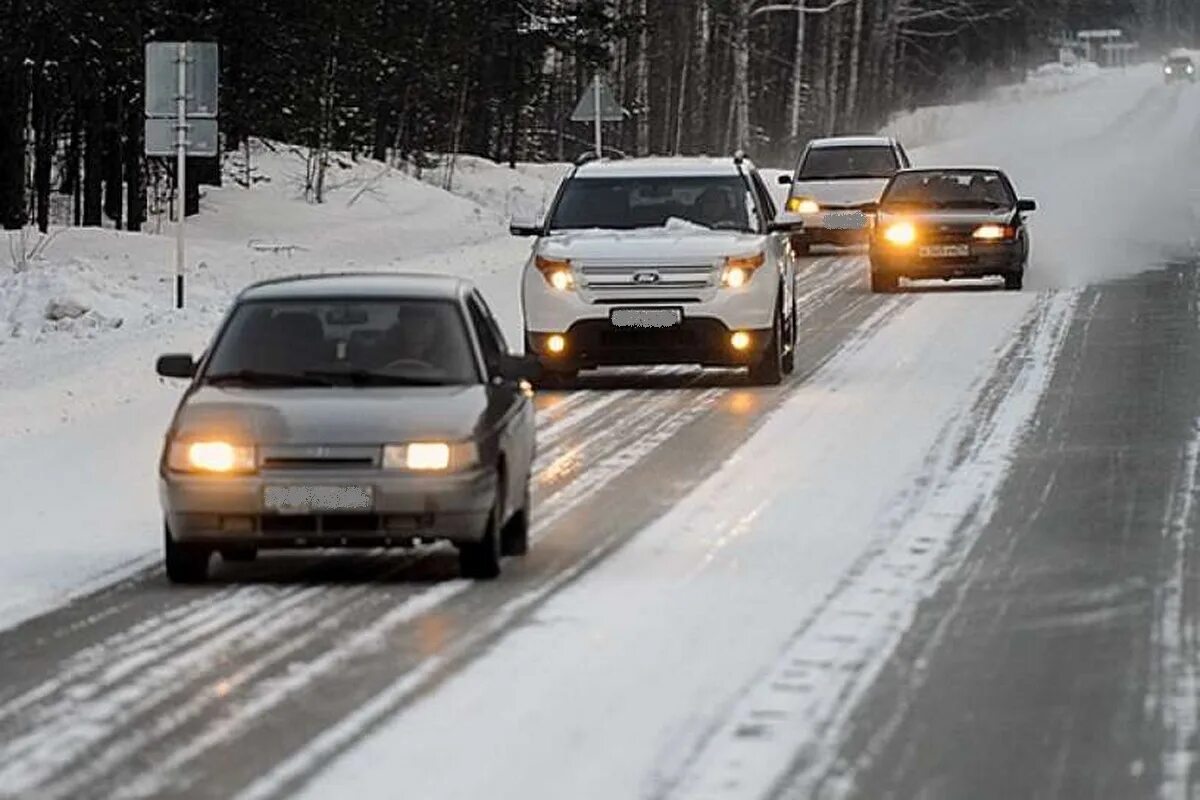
[466,292,535,505]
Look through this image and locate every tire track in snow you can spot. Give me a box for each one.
[659,290,1080,800]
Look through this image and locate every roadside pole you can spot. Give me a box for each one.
[175,42,187,310]
[593,73,602,157]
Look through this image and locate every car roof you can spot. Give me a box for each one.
[894,166,1006,176]
[237,272,473,302]
[573,156,756,178]
[807,136,896,149]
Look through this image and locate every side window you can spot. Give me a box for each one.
[750,172,777,222]
[467,296,504,375]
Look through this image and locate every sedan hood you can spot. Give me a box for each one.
[539,227,767,263]
[879,208,1015,230]
[791,178,889,207]
[172,384,489,445]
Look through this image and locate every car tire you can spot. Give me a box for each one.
[164,522,212,584]
[501,484,531,557]
[793,238,811,257]
[221,547,258,563]
[535,369,577,390]
[459,479,503,580]
[748,307,784,386]
[870,270,899,294]
[1004,272,1024,291]
[781,296,797,376]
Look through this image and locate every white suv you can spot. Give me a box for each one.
[511,156,801,386]
[779,136,910,254]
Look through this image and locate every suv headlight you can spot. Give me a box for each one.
[382,442,479,472]
[534,256,576,291]
[786,197,820,215]
[167,440,257,474]
[721,253,766,288]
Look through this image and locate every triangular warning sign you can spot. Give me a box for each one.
[571,76,629,123]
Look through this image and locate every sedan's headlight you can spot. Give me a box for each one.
[382,442,478,472]
[534,256,576,291]
[167,440,257,474]
[972,224,1015,240]
[721,252,766,288]
[786,197,820,215]
[882,221,917,246]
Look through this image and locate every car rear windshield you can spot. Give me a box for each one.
[797,146,898,180]
[881,170,1015,210]
[548,176,757,232]
[203,299,479,387]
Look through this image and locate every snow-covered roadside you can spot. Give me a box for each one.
[0,148,557,630]
[282,291,1051,800]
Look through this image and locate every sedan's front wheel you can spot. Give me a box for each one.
[870,270,899,294]
[164,522,212,584]
[460,482,503,580]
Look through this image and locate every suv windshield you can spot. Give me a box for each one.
[203,299,479,387]
[548,175,756,232]
[882,170,1015,210]
[797,146,898,180]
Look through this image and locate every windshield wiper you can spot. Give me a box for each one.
[205,370,336,388]
[301,369,452,387]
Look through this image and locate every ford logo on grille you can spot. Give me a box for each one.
[633,271,661,284]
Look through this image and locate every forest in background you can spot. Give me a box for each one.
[0,0,1196,234]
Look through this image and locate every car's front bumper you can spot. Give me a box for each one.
[161,466,496,547]
[527,318,772,370]
[870,242,1023,280]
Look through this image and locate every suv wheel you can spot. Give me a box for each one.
[781,297,797,376]
[1004,272,1024,291]
[535,369,578,390]
[164,522,212,584]
[748,307,784,386]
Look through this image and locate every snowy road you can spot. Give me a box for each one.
[3,65,1200,800]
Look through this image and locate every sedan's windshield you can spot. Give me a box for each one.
[203,299,479,387]
[882,170,1015,210]
[797,146,898,180]
[548,176,756,232]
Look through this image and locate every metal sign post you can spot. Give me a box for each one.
[570,74,628,159]
[145,41,219,310]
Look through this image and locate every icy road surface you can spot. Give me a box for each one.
[2,64,1200,799]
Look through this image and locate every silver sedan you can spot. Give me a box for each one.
[155,273,539,582]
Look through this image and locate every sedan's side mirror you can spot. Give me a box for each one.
[157,354,197,379]
[860,201,879,214]
[777,174,793,186]
[509,216,544,237]
[1016,199,1037,213]
[497,353,542,383]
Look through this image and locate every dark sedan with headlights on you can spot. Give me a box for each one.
[155,273,539,583]
[864,167,1036,293]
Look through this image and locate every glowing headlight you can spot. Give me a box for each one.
[787,197,821,215]
[382,442,477,472]
[546,334,567,354]
[972,224,1013,240]
[168,440,256,474]
[721,252,766,288]
[534,256,575,291]
[883,221,917,246]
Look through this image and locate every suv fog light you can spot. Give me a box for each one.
[731,331,752,351]
[547,334,567,354]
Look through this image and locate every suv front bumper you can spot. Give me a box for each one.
[527,319,772,369]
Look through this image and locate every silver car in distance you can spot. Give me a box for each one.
[155,273,538,583]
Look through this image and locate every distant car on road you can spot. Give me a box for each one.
[512,155,802,386]
[155,273,538,583]
[864,167,1036,293]
[778,136,911,254]
[1164,54,1196,83]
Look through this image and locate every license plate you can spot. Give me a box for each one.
[263,486,374,515]
[610,308,682,329]
[825,211,867,230]
[919,244,970,258]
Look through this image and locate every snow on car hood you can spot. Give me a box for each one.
[539,225,768,263]
[790,178,890,207]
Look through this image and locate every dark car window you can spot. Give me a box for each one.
[467,295,504,375]
[797,146,900,180]
[548,176,756,232]
[750,171,777,221]
[203,299,480,387]
[882,170,1016,210]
